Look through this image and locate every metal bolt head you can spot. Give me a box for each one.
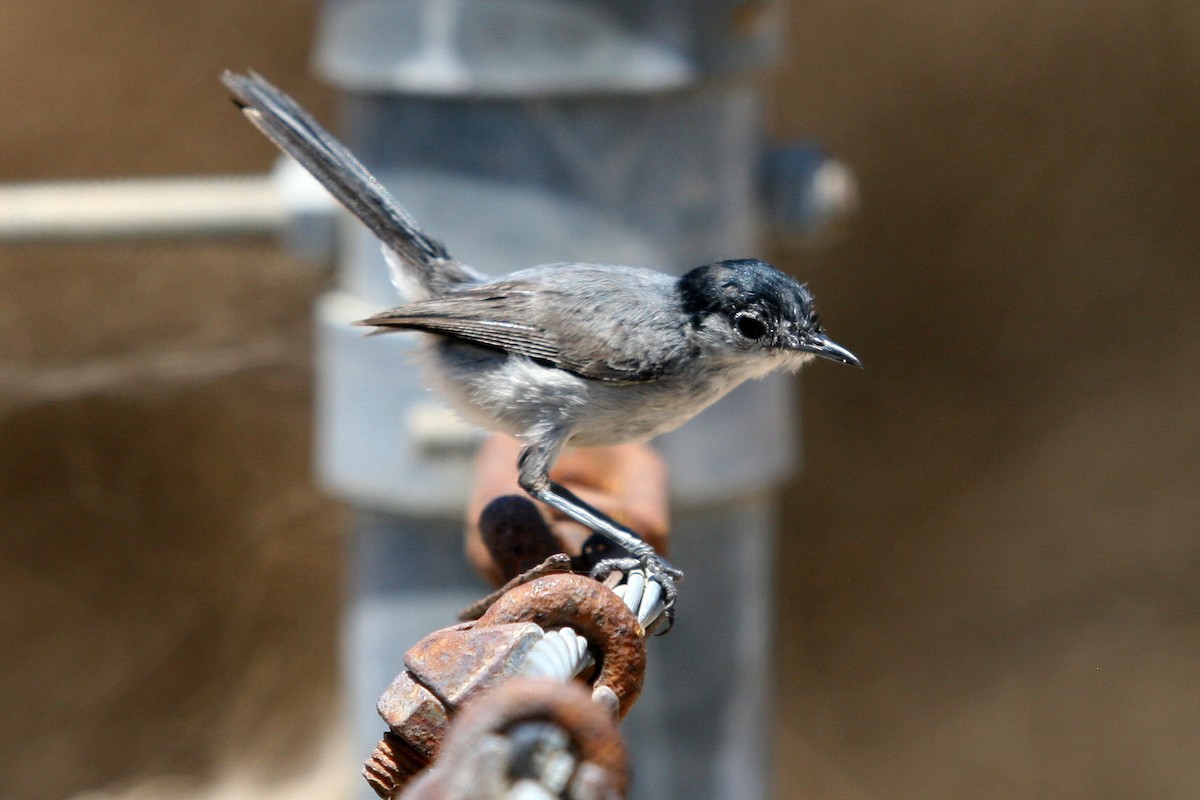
[405,621,546,709]
[376,672,452,760]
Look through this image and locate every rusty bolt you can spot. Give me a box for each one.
[404,622,546,709]
[364,730,432,800]
[364,621,547,798]
[366,570,648,796]
[365,671,448,798]
[475,573,646,718]
[376,672,452,760]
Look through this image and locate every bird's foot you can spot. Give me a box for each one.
[589,553,681,635]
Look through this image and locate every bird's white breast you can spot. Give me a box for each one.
[418,336,781,447]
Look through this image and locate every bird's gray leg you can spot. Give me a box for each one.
[516,437,681,626]
[516,436,655,559]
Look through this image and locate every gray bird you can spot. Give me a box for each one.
[222,71,859,629]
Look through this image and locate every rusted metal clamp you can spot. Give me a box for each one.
[364,571,646,798]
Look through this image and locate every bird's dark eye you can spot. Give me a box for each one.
[734,313,767,339]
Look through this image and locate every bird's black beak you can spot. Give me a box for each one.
[791,332,862,367]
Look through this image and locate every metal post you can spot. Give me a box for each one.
[312,3,791,797]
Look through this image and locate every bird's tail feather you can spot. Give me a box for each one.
[222,70,479,295]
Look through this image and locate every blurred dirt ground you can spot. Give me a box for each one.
[1,1,1199,799]
[0,3,343,797]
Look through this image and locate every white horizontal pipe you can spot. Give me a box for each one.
[0,175,289,241]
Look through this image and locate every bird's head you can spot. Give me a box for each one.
[677,258,860,371]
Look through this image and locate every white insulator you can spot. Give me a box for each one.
[613,568,667,629]
[638,578,663,622]
[565,627,589,665]
[520,626,592,682]
[621,570,646,615]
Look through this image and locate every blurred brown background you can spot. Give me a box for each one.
[1,1,1198,798]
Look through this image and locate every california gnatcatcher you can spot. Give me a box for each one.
[223,71,859,630]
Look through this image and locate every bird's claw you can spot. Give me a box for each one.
[589,553,680,635]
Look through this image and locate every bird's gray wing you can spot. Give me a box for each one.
[354,279,683,383]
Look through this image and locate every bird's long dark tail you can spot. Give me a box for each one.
[222,70,479,295]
